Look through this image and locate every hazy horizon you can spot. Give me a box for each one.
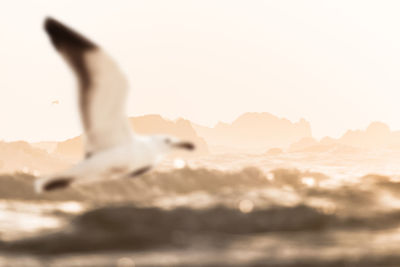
[2,111,399,147]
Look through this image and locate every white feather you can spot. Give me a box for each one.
[82,50,133,156]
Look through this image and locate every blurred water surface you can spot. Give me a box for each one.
[1,150,400,266]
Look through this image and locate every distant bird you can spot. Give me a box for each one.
[35,18,195,193]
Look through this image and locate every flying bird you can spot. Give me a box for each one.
[35,18,195,193]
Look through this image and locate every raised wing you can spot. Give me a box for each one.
[44,17,133,157]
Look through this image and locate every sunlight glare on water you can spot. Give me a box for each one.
[173,158,186,169]
[58,201,84,214]
[238,199,254,213]
[301,177,316,187]
[0,209,61,240]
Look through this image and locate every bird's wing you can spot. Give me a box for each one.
[44,17,133,157]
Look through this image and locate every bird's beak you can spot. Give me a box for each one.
[173,141,195,151]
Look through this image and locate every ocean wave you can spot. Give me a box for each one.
[1,168,400,214]
[0,167,329,198]
[3,203,400,255]
[2,165,400,265]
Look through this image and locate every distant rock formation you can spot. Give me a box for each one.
[0,141,68,173]
[55,136,84,159]
[289,121,400,153]
[30,142,58,154]
[130,115,208,154]
[55,115,208,159]
[193,112,312,152]
[289,137,319,152]
[339,122,400,149]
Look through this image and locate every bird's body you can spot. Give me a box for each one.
[36,137,159,192]
[35,18,194,193]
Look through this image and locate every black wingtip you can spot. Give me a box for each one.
[44,16,57,29]
[43,177,73,192]
[44,17,97,51]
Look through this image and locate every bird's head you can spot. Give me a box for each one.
[151,135,195,153]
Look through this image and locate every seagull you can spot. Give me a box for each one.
[35,17,195,193]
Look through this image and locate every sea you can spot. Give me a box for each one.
[1,149,400,266]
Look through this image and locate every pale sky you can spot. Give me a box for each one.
[1,0,400,142]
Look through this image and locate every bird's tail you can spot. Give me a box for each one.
[35,176,74,193]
